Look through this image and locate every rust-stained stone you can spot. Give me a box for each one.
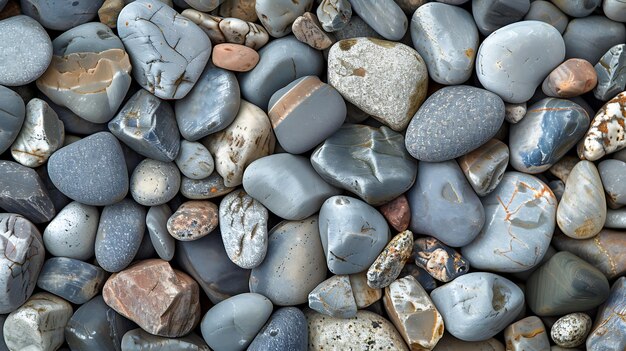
[542,58,598,98]
[102,259,201,337]
[292,12,335,50]
[379,195,411,232]
[212,43,259,72]
[367,230,413,289]
[504,316,550,351]
[580,91,626,161]
[413,237,469,283]
[167,201,219,241]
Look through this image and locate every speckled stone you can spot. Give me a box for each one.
[509,98,589,174]
[308,275,357,319]
[121,329,209,351]
[586,277,626,351]
[413,237,469,283]
[551,0,600,17]
[594,44,626,101]
[430,272,524,341]
[95,199,146,273]
[328,38,427,131]
[407,160,485,247]
[175,141,214,180]
[581,91,626,161]
[599,159,626,208]
[526,251,610,316]
[180,173,235,199]
[462,172,556,272]
[255,0,312,38]
[0,161,55,223]
[167,201,218,241]
[476,21,565,103]
[557,161,606,239]
[21,0,102,30]
[504,102,527,124]
[379,195,411,232]
[146,205,175,261]
[0,15,52,86]
[316,0,351,32]
[349,0,407,40]
[181,11,268,50]
[43,201,98,261]
[551,313,592,348]
[36,257,107,305]
[563,16,626,64]
[349,272,381,308]
[311,124,417,205]
[248,307,308,351]
[366,230,413,289]
[472,0,530,36]
[130,159,180,206]
[250,216,326,306]
[0,85,25,154]
[542,59,597,98]
[504,316,550,351]
[458,139,509,197]
[432,334,505,351]
[117,0,212,99]
[523,1,568,34]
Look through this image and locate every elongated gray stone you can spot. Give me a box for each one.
[248,307,308,351]
[130,159,181,206]
[121,329,210,351]
[317,0,351,32]
[563,16,626,64]
[175,140,214,180]
[255,0,312,37]
[180,173,235,199]
[472,0,530,36]
[21,0,103,30]
[586,277,626,351]
[37,257,107,304]
[0,161,55,223]
[594,44,626,101]
[146,205,175,261]
[0,85,25,154]
[458,139,509,197]
[308,275,357,318]
[348,0,407,40]
[523,1,568,34]
[43,201,99,261]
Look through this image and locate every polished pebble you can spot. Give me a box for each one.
[0,160,56,223]
[523,0,568,33]
[551,313,592,348]
[472,0,530,36]
[349,272,382,308]
[121,328,210,351]
[504,102,527,124]
[542,58,597,98]
[316,0,351,32]
[212,43,259,72]
[146,205,175,261]
[379,195,411,232]
[247,307,308,351]
[0,85,25,154]
[255,0,312,38]
[181,11,269,49]
[598,159,626,208]
[308,275,357,319]
[36,257,107,304]
[413,237,469,282]
[366,230,413,289]
[504,316,550,351]
[563,16,626,64]
[551,0,600,17]
[175,140,214,180]
[348,0,407,40]
[605,208,626,228]
[130,159,180,206]
[458,139,509,197]
[21,0,102,30]
[594,44,626,101]
[43,201,98,261]
[167,201,218,241]
[180,172,236,199]
[586,277,626,351]
[604,0,626,22]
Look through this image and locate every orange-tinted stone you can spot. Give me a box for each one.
[212,43,259,72]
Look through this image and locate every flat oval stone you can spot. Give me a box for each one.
[167,201,218,241]
[542,58,597,98]
[43,201,99,261]
[311,124,417,205]
[586,277,626,351]
[219,189,268,269]
[458,139,509,196]
[121,329,209,351]
[408,160,485,247]
[504,316,550,351]
[0,85,25,154]
[406,85,504,161]
[175,140,214,180]
[476,21,565,103]
[308,275,357,318]
[563,16,626,64]
[95,199,146,273]
[551,313,592,348]
[349,272,381,308]
[328,38,427,131]
[255,0,312,38]
[557,160,606,239]
[582,91,626,161]
[367,230,413,289]
[201,292,273,351]
[379,195,411,232]
[411,3,478,85]
[524,1,568,34]
[130,159,180,206]
[594,44,626,101]
[146,205,175,261]
[249,216,326,306]
[599,159,626,208]
[349,0,407,40]
[316,0,351,32]
[212,43,259,72]
[431,272,524,341]
[0,15,52,86]
[0,214,45,314]
[174,64,240,141]
[462,172,556,272]
[181,11,268,50]
[269,76,346,154]
[551,0,600,17]
[248,307,308,351]
[509,98,589,173]
[180,173,235,199]
[0,161,55,223]
[36,257,107,305]
[117,0,212,99]
[526,251,610,316]
[21,0,102,30]
[472,0,530,36]
[239,36,324,110]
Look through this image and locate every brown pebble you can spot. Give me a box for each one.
[167,201,218,241]
[98,0,124,28]
[219,0,258,22]
[212,43,260,72]
[542,58,597,98]
[292,12,335,50]
[379,195,411,232]
[0,0,21,21]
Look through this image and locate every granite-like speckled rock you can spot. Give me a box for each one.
[308,275,357,319]
[504,316,550,351]
[0,161,55,223]
[36,257,107,305]
[130,159,180,206]
[551,313,592,348]
[413,237,469,283]
[563,16,626,64]
[175,141,214,180]
[316,0,351,32]
[348,0,407,40]
[594,44,626,101]
[581,91,626,161]
[586,277,626,351]
[366,230,413,289]
[458,139,509,196]
[472,0,530,36]
[255,0,312,38]
[121,328,210,351]
[248,307,308,351]
[0,85,25,154]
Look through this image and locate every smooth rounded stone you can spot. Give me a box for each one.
[268,76,345,154]
[586,277,626,351]
[121,329,209,351]
[183,0,222,11]
[180,173,235,199]
[413,237,469,283]
[95,199,146,273]
[36,164,70,214]
[45,99,108,136]
[319,196,390,275]
[130,159,180,206]
[504,316,550,351]
[523,1,568,34]
[379,195,411,232]
[248,307,308,351]
[249,217,326,306]
[182,11,268,50]
[175,141,214,180]
[317,0,351,32]
[407,160,484,247]
[0,161,55,223]
[308,275,356,319]
[462,172,556,272]
[366,230,413,289]
[103,259,200,337]
[550,0,600,17]
[200,293,272,351]
[406,86,504,161]
[410,3,478,85]
[594,44,626,101]
[239,36,324,110]
[0,16,52,86]
[0,85,25,154]
[605,0,626,22]
[212,43,259,72]
[526,251,610,317]
[349,272,382,308]
[542,59,597,98]
[383,275,444,350]
[472,0,530,36]
[582,91,626,161]
[458,139,509,197]
[311,124,416,205]
[348,0,406,40]
[146,205,175,261]
[3,292,72,351]
[509,98,589,174]
[292,12,335,50]
[65,295,135,351]
[399,263,437,293]
[599,159,626,208]
[21,0,102,30]
[48,132,128,206]
[117,0,211,99]
[255,0,312,38]
[133,231,156,261]
[11,98,64,168]
[432,334,505,351]
[551,313,592,348]
[219,190,268,269]
[36,257,107,305]
[328,38,427,131]
[167,201,218,241]
[605,208,626,228]
[306,309,409,350]
[557,161,606,239]
[563,16,626,64]
[219,0,257,22]
[0,214,45,314]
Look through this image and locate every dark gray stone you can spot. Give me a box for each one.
[37,257,107,305]
[333,15,380,40]
[0,85,25,154]
[121,329,209,351]
[0,161,55,223]
[180,173,235,199]
[594,44,626,101]
[21,0,103,31]
[0,315,7,351]
[523,1,568,34]
[551,0,601,17]
[348,0,407,40]
[248,307,308,351]
[563,16,626,64]
[45,98,108,135]
[599,159,626,208]
[472,0,530,36]
[146,205,175,261]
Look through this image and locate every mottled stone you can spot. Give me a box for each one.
[175,140,214,180]
[21,0,102,30]
[255,0,312,37]
[308,275,357,318]
[432,334,505,351]
[563,16,626,64]
[311,124,416,205]
[430,272,524,341]
[366,230,413,289]
[594,44,626,101]
[219,0,257,22]
[182,10,268,49]
[349,0,407,40]
[413,237,469,283]
[180,173,235,199]
[98,0,124,28]
[248,307,308,351]
[212,43,259,72]
[292,12,335,50]
[102,259,201,337]
[599,159,626,208]
[504,316,550,351]
[43,201,98,261]
[167,201,218,241]
[328,38,427,131]
[121,329,209,351]
[504,102,527,124]
[582,91,626,160]
[472,0,530,36]
[379,195,411,232]
[317,0,351,32]
[551,313,591,348]
[37,257,107,305]
[0,85,25,154]
[0,161,55,223]
[458,139,509,197]
[349,272,381,308]
[542,59,597,98]
[146,205,175,261]
[117,0,212,99]
[586,277,626,351]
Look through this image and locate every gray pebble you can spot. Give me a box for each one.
[599,159,626,208]
[43,201,99,261]
[130,159,180,206]
[180,173,235,199]
[46,99,108,136]
[472,0,530,36]
[551,0,601,17]
[308,275,357,318]
[255,0,312,37]
[458,138,509,197]
[333,15,381,40]
[0,315,6,351]
[36,257,107,304]
[348,0,407,40]
[21,0,103,30]
[551,313,592,348]
[181,11,269,50]
[523,1,568,34]
[184,0,222,11]
[605,208,626,229]
[146,205,176,261]
[0,160,55,223]
[317,0,351,32]
[0,85,25,154]
[604,0,626,22]
[594,44,626,101]
[175,141,214,180]
[121,329,210,351]
[247,307,308,351]
[563,16,626,64]
[131,230,156,261]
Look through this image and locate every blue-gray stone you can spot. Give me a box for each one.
[0,315,7,351]
[95,199,146,273]
[317,0,352,32]
[0,0,6,10]
[48,132,128,206]
[509,98,589,174]
[184,0,223,11]
[594,44,626,101]
[121,329,210,351]
[308,275,357,318]
[599,159,626,208]
[405,85,505,162]
[472,0,530,36]
[133,229,156,261]
[408,160,485,247]
[36,257,107,305]
[146,205,175,261]
[21,0,103,30]
[180,173,235,199]
[586,277,626,351]
[239,36,324,110]
[255,0,313,37]
[51,22,122,55]
[311,124,417,206]
[174,64,240,141]
[333,15,381,40]
[604,0,626,22]
[319,196,390,275]
[0,85,25,154]
[248,307,308,351]
[45,98,108,135]
[200,293,273,351]
[550,0,601,17]
[175,140,214,180]
[348,0,407,40]
[130,159,181,206]
[36,164,70,214]
[411,2,478,85]
[523,1,568,34]
[109,89,180,162]
[0,161,55,223]
[563,16,626,64]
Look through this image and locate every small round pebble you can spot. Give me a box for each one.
[43,201,99,261]
[175,140,214,180]
[212,43,260,72]
[130,159,181,206]
[167,201,219,241]
[551,313,592,348]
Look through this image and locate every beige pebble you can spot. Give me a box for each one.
[212,43,260,72]
[292,12,335,50]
